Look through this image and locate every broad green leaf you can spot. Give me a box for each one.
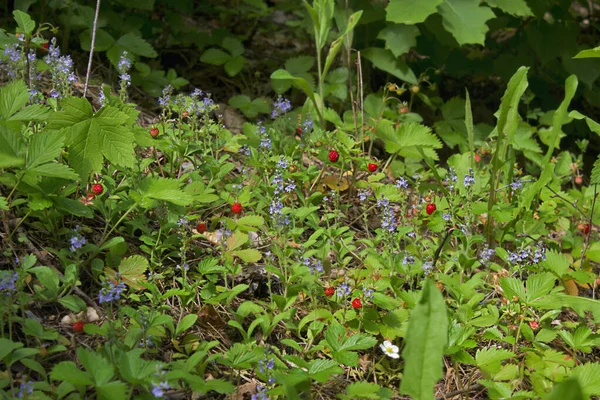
[308,359,343,383]
[0,196,8,210]
[377,24,420,57]
[545,378,584,400]
[136,177,193,207]
[116,255,148,290]
[438,0,496,46]
[13,10,35,35]
[0,338,23,361]
[574,47,600,59]
[200,48,231,65]
[27,131,64,169]
[46,98,135,180]
[80,29,116,52]
[485,0,533,16]
[592,154,600,185]
[116,33,157,58]
[322,10,362,79]
[362,48,417,85]
[28,163,79,180]
[9,104,52,121]
[572,363,600,398]
[97,381,129,400]
[542,250,569,277]
[475,348,515,374]
[50,361,93,386]
[77,347,114,386]
[386,0,442,24]
[222,37,244,57]
[400,279,448,400]
[176,314,198,336]
[499,277,526,301]
[225,55,245,77]
[0,80,29,119]
[232,249,262,263]
[227,232,248,252]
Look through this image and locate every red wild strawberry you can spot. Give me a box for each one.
[575,175,583,185]
[351,298,362,309]
[91,184,103,195]
[73,321,84,333]
[42,42,49,50]
[196,222,207,234]
[475,154,481,163]
[328,150,339,163]
[585,224,590,235]
[296,127,302,135]
[149,128,159,137]
[368,163,378,173]
[426,203,436,215]
[325,287,335,297]
[232,202,243,214]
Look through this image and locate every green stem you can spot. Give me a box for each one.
[100,203,137,245]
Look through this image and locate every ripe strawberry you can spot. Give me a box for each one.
[149,128,159,137]
[575,175,583,185]
[231,202,243,214]
[196,222,207,234]
[585,223,590,235]
[73,321,84,333]
[351,298,362,309]
[328,150,339,163]
[91,184,103,195]
[475,154,481,163]
[325,287,335,297]
[42,42,49,50]
[367,163,378,173]
[296,127,302,135]
[426,203,436,215]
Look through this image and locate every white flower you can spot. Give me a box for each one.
[380,340,399,359]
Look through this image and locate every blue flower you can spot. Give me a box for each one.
[17,381,34,398]
[511,179,523,190]
[98,280,126,304]
[395,177,409,189]
[271,95,292,119]
[151,381,169,398]
[463,169,475,187]
[69,231,87,252]
[0,271,18,294]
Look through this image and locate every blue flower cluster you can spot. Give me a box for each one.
[271,95,292,119]
[45,38,76,98]
[376,196,396,233]
[69,230,87,252]
[0,271,18,295]
[302,257,323,275]
[508,245,545,266]
[98,280,126,304]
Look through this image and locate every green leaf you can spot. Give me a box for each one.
[176,314,198,336]
[27,131,65,169]
[438,0,496,46]
[46,98,135,180]
[0,80,29,119]
[225,55,245,77]
[485,0,533,16]
[400,279,448,400]
[475,348,515,374]
[97,381,129,400]
[308,359,343,383]
[545,378,584,400]
[50,361,93,386]
[28,163,79,180]
[77,347,114,386]
[200,48,231,65]
[592,155,600,185]
[136,177,193,207]
[116,33,157,58]
[0,196,8,210]
[13,10,35,35]
[377,24,420,57]
[362,48,417,85]
[574,47,600,59]
[571,363,600,398]
[222,37,244,57]
[9,104,52,121]
[0,338,22,361]
[117,255,148,290]
[232,249,262,263]
[386,0,442,24]
[542,250,569,277]
[543,75,578,164]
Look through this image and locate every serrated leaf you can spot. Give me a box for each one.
[377,24,420,57]
[0,80,29,119]
[105,255,148,290]
[438,0,496,46]
[46,98,135,180]
[116,33,157,58]
[137,177,193,207]
[28,163,79,180]
[485,0,533,16]
[50,361,93,386]
[542,250,569,277]
[545,378,584,400]
[285,56,314,74]
[362,47,417,85]
[9,104,52,121]
[200,48,231,65]
[308,359,343,383]
[232,249,262,263]
[221,37,244,57]
[13,10,35,35]
[572,363,600,398]
[386,0,442,24]
[225,55,245,76]
[400,279,448,400]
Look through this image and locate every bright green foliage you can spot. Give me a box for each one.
[438,0,496,45]
[46,98,135,180]
[386,0,442,24]
[400,279,448,400]
[485,0,533,17]
[377,24,420,57]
